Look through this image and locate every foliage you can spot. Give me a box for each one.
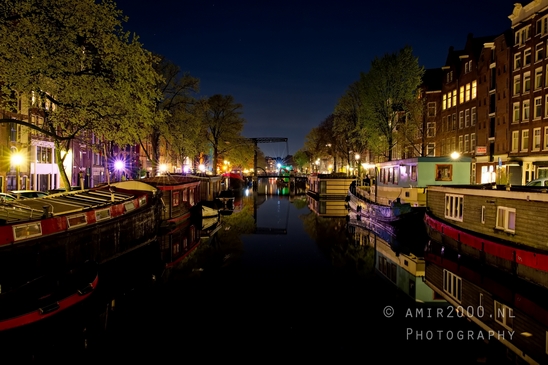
[137,56,201,174]
[0,0,161,188]
[200,95,246,174]
[357,46,424,161]
[293,149,311,172]
[333,82,365,167]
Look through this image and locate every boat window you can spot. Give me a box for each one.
[182,189,188,202]
[13,222,42,241]
[67,214,87,228]
[189,188,195,206]
[95,208,111,221]
[124,202,135,212]
[172,191,180,207]
[444,194,464,222]
[139,196,147,207]
[410,166,417,181]
[495,206,516,233]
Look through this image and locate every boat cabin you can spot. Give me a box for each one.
[141,175,201,225]
[307,173,356,199]
[365,156,472,207]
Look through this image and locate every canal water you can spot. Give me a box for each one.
[2,184,514,364]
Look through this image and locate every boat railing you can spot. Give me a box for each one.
[0,202,44,223]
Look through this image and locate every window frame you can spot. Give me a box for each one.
[496,206,516,233]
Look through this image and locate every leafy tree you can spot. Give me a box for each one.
[334,81,368,168]
[136,56,201,175]
[358,46,424,161]
[0,0,160,189]
[293,149,311,172]
[200,95,246,175]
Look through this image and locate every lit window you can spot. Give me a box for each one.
[471,80,477,99]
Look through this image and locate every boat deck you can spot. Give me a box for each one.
[0,188,136,223]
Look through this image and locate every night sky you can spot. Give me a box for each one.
[113,0,517,157]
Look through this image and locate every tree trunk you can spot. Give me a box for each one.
[54,140,71,190]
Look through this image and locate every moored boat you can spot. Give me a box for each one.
[350,156,473,223]
[424,184,548,289]
[0,180,161,331]
[140,175,202,229]
[0,260,98,332]
[307,173,356,199]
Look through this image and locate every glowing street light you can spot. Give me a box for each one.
[451,151,461,160]
[114,159,125,181]
[11,152,24,190]
[159,163,168,174]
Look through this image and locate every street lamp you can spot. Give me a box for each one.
[114,159,125,181]
[11,152,24,190]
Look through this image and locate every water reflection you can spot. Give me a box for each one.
[0,187,517,364]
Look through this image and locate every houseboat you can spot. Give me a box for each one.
[140,175,222,271]
[425,240,548,365]
[0,180,162,331]
[349,156,472,223]
[140,175,202,229]
[222,170,248,194]
[424,184,548,289]
[307,173,356,199]
[347,214,445,305]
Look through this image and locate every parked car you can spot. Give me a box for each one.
[9,190,49,199]
[526,177,548,187]
[0,192,17,201]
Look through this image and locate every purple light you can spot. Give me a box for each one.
[114,160,125,171]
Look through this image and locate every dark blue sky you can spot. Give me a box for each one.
[114,0,517,156]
